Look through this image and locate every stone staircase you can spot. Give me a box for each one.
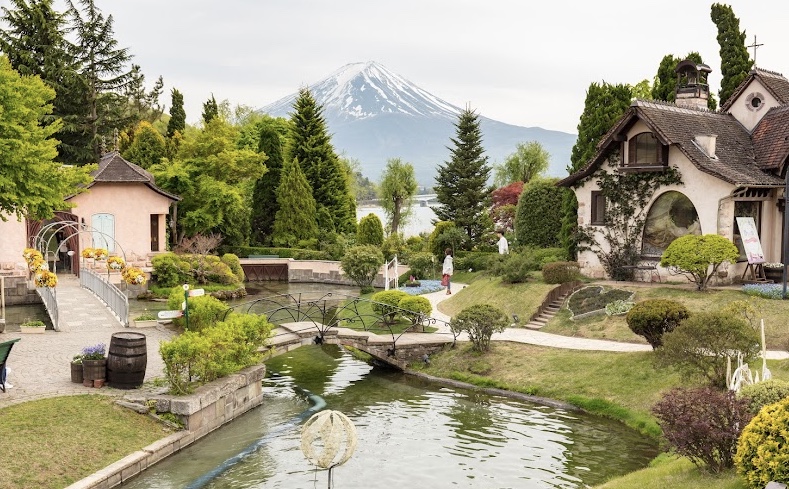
[523,281,583,330]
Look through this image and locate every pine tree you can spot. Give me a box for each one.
[250,123,284,244]
[287,88,356,234]
[167,88,186,138]
[560,82,632,258]
[0,0,91,163]
[202,94,218,125]
[67,0,134,162]
[122,121,166,168]
[272,158,319,247]
[433,107,492,248]
[711,3,752,106]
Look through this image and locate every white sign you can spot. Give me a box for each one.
[736,217,765,264]
[188,288,205,297]
[181,301,186,310]
[158,310,183,319]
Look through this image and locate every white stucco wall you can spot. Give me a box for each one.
[68,183,173,263]
[727,78,781,132]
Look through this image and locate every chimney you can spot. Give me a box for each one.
[695,134,717,158]
[674,60,712,110]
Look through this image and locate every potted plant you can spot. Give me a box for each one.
[70,355,83,383]
[81,343,107,387]
[132,311,158,328]
[20,319,46,334]
[764,263,784,282]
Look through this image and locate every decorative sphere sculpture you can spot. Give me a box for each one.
[300,410,357,469]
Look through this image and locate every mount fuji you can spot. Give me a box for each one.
[259,61,575,186]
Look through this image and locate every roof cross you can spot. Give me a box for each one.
[747,35,764,66]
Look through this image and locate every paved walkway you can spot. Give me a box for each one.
[2,279,788,408]
[0,274,175,408]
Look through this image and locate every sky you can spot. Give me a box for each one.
[83,0,789,134]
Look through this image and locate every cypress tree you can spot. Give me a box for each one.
[202,93,218,125]
[272,158,318,247]
[287,88,356,234]
[167,88,186,138]
[652,52,717,109]
[433,107,492,248]
[515,179,567,248]
[356,214,384,247]
[711,3,752,106]
[250,123,284,245]
[560,82,632,258]
[122,121,166,168]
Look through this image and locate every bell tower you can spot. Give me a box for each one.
[674,60,712,110]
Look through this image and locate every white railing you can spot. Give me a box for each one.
[384,255,399,291]
[36,285,59,331]
[80,268,129,326]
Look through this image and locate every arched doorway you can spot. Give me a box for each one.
[26,212,81,275]
[642,191,701,257]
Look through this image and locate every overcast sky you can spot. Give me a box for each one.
[91,0,787,134]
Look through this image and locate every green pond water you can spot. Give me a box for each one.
[120,344,658,489]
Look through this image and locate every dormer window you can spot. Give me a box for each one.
[627,132,666,167]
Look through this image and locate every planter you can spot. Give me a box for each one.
[82,358,107,383]
[131,319,158,328]
[70,362,83,383]
[764,268,784,283]
[20,326,45,334]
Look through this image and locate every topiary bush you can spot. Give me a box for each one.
[514,178,567,248]
[660,234,739,290]
[625,299,690,349]
[398,295,432,326]
[220,253,245,283]
[151,253,191,287]
[450,304,508,352]
[735,397,789,488]
[340,245,385,290]
[541,261,581,284]
[357,213,384,246]
[737,379,789,415]
[656,311,761,388]
[370,290,409,325]
[652,386,752,473]
[167,287,230,332]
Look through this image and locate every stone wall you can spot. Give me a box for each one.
[1,275,41,306]
[287,260,390,288]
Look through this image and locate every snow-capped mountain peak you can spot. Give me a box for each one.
[260,61,461,121]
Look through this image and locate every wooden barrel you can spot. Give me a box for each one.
[106,332,147,389]
[82,359,106,382]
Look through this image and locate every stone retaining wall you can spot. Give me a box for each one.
[64,364,267,489]
[1,275,41,306]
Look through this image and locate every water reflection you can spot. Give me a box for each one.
[121,345,657,489]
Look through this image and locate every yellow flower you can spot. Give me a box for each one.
[107,256,125,270]
[122,266,147,285]
[94,248,108,260]
[81,248,95,259]
[29,258,49,273]
[23,248,43,264]
[34,270,58,288]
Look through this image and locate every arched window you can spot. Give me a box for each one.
[628,132,664,166]
[642,191,700,257]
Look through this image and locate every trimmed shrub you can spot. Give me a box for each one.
[656,312,761,388]
[490,252,540,283]
[357,213,384,246]
[514,178,567,248]
[406,252,434,279]
[371,290,409,324]
[151,253,190,287]
[398,295,432,326]
[737,379,789,414]
[221,253,245,283]
[218,245,330,260]
[167,287,230,332]
[454,251,497,273]
[340,245,385,290]
[541,261,580,284]
[660,234,739,290]
[652,387,752,473]
[735,397,789,488]
[450,304,508,352]
[625,299,690,349]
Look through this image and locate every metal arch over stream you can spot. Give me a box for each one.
[224,292,457,369]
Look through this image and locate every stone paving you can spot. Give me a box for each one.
[0,274,176,408]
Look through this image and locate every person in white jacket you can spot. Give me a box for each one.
[442,248,454,295]
[497,232,509,255]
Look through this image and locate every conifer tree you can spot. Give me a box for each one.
[356,213,384,246]
[250,123,284,244]
[167,88,186,138]
[651,52,717,109]
[202,94,218,125]
[433,107,492,248]
[67,0,134,162]
[287,88,356,234]
[272,158,318,247]
[711,3,752,106]
[122,121,166,168]
[559,82,632,258]
[0,0,91,163]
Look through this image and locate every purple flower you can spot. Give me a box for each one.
[81,343,106,360]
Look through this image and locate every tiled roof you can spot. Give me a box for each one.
[558,100,784,188]
[722,68,789,112]
[83,152,180,201]
[752,104,789,172]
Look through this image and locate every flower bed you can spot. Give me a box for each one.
[398,279,444,295]
[568,286,634,320]
[743,283,786,300]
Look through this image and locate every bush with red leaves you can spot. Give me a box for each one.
[652,386,753,473]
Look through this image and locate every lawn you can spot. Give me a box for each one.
[0,395,171,489]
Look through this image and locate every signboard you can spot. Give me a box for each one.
[736,217,765,264]
[188,288,205,297]
[158,310,183,320]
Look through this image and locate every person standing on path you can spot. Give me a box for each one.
[442,248,454,295]
[497,232,509,255]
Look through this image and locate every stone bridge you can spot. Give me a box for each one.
[264,321,454,370]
